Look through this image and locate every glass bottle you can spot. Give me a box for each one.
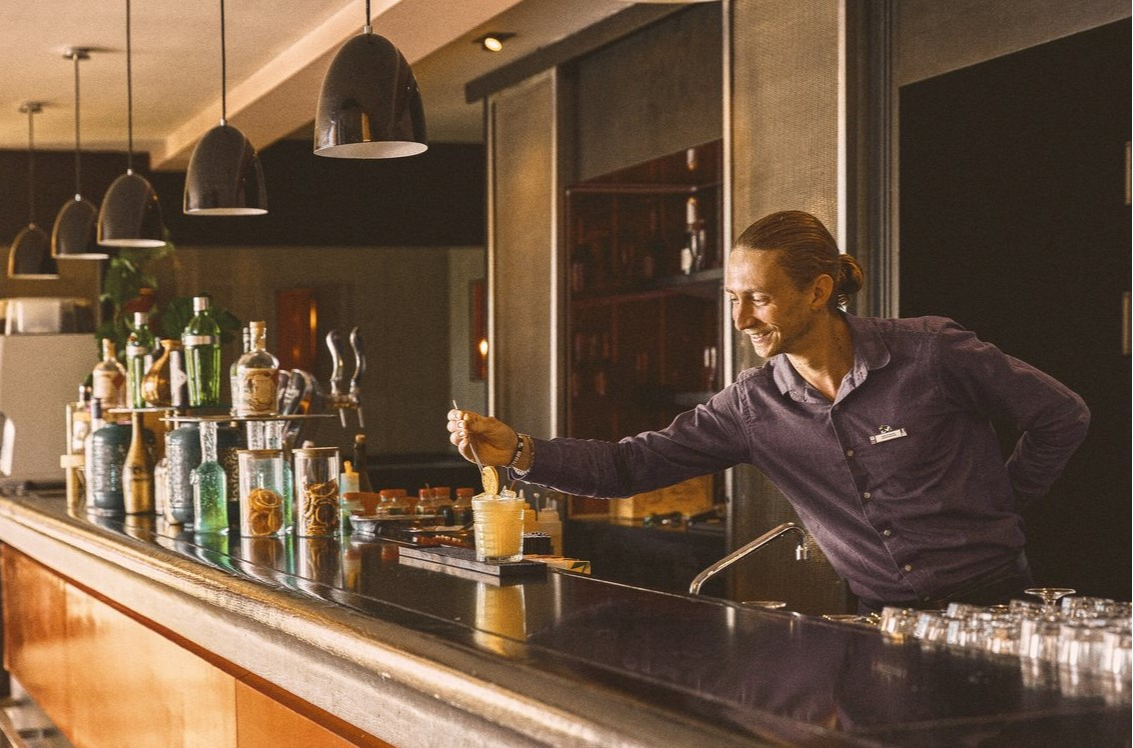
[293,447,340,537]
[235,321,279,417]
[92,338,127,411]
[680,196,706,275]
[125,311,156,409]
[229,325,250,413]
[122,410,154,514]
[164,420,200,526]
[169,343,190,412]
[352,433,373,493]
[83,397,105,506]
[142,339,178,408]
[191,420,228,533]
[87,399,130,516]
[182,296,222,408]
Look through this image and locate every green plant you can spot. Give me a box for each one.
[96,245,174,357]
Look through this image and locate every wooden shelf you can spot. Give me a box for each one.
[565,140,725,504]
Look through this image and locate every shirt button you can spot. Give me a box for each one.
[846,448,855,457]
[903,564,913,572]
[832,405,840,412]
[882,529,892,537]
[862,491,872,500]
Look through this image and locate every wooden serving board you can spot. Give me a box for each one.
[397,546,546,578]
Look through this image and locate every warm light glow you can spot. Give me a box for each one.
[474,32,514,53]
[478,338,489,358]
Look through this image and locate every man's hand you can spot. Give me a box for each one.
[447,408,519,467]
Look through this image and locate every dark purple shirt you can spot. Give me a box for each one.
[521,315,1089,603]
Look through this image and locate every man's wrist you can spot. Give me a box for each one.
[510,433,534,474]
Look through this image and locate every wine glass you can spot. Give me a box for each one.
[1024,587,1076,613]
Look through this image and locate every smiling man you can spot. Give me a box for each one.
[448,210,1090,613]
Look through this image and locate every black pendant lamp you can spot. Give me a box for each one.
[52,48,108,260]
[8,101,59,279]
[97,0,166,248]
[314,0,427,158]
[184,0,267,215]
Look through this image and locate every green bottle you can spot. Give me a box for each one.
[192,421,228,534]
[182,296,222,408]
[125,311,156,409]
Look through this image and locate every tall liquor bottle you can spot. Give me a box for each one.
[182,296,222,408]
[235,321,279,417]
[125,312,157,409]
[353,433,374,493]
[122,410,154,514]
[92,338,127,410]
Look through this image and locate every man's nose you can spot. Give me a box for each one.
[732,300,753,329]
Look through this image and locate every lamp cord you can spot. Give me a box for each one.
[126,0,134,172]
[364,0,372,34]
[73,52,83,197]
[220,0,227,124]
[26,106,37,225]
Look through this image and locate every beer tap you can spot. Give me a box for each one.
[326,327,366,428]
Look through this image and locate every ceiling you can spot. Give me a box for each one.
[0,0,635,170]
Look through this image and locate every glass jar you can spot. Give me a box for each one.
[376,488,408,517]
[237,449,288,537]
[293,447,340,537]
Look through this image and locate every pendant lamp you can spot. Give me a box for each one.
[7,101,59,279]
[314,0,427,158]
[97,0,166,248]
[184,0,267,215]
[52,48,108,260]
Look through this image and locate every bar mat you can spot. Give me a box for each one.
[398,546,546,578]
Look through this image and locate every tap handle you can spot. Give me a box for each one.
[348,327,366,393]
[326,330,346,396]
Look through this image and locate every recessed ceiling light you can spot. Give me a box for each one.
[473,32,515,53]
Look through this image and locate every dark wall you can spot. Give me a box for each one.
[899,21,1131,599]
[150,140,485,247]
[2,140,485,249]
[0,150,134,245]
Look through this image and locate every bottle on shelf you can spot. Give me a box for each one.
[352,433,374,493]
[87,398,131,516]
[229,326,250,413]
[92,338,127,411]
[235,321,279,417]
[142,339,179,408]
[191,420,229,533]
[122,410,154,514]
[169,343,190,413]
[182,296,222,408]
[125,312,157,409]
[680,196,707,275]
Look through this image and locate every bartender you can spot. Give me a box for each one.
[448,210,1089,614]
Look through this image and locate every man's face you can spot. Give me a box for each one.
[725,249,826,359]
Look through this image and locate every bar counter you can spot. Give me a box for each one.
[0,491,1128,747]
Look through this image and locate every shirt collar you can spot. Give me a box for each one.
[771,314,892,402]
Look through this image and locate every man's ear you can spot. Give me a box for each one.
[811,274,834,309]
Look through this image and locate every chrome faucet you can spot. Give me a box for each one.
[689,522,810,596]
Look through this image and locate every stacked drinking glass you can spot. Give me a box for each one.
[878,588,1131,703]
